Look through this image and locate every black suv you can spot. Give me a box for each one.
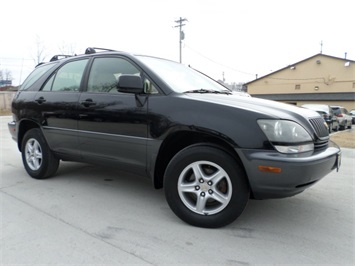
[8,47,341,228]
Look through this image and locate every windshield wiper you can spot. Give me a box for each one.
[184,89,232,94]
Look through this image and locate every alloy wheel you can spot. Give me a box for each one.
[177,160,232,215]
[25,138,43,171]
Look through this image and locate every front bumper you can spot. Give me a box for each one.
[236,142,341,199]
[8,120,18,142]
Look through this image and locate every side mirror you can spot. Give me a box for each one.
[117,75,144,94]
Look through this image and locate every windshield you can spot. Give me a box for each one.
[137,56,230,93]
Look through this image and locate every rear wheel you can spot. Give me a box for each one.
[164,145,249,228]
[347,121,352,129]
[21,128,59,179]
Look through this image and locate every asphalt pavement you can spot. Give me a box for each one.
[1,116,354,265]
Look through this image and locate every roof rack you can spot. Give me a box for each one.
[43,47,116,66]
[49,54,73,62]
[85,47,116,54]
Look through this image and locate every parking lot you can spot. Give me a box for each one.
[1,115,354,265]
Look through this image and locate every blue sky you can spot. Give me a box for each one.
[1,0,354,85]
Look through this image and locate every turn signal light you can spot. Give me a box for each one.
[258,166,282,173]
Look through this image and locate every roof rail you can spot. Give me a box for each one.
[49,54,73,62]
[85,47,116,54]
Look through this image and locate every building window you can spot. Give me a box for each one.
[295,84,301,90]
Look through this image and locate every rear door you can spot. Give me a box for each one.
[77,56,148,173]
[34,59,89,158]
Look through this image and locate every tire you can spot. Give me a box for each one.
[21,128,59,179]
[164,145,250,228]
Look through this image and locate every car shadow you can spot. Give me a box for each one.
[51,161,331,230]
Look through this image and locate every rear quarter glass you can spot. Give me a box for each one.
[20,62,58,91]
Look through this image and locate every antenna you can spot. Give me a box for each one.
[320,40,323,54]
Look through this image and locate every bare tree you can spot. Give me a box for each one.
[58,42,76,55]
[230,82,246,92]
[0,69,12,87]
[33,35,48,65]
[5,69,12,81]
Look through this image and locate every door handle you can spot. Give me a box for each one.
[35,97,46,104]
[80,99,96,107]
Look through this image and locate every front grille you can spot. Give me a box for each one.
[309,118,329,138]
[309,117,329,150]
[314,138,329,150]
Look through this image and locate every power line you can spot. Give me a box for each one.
[0,57,35,69]
[0,57,33,61]
[184,44,255,76]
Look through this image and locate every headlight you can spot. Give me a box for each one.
[257,120,314,154]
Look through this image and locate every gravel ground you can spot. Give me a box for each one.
[330,128,355,149]
[0,110,11,116]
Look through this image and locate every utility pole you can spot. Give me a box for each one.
[174,17,188,63]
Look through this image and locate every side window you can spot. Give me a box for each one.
[87,57,141,93]
[144,78,159,94]
[21,62,58,91]
[42,59,88,92]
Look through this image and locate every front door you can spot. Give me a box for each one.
[77,56,148,173]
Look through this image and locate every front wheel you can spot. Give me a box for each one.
[21,128,59,179]
[333,124,339,132]
[164,145,250,228]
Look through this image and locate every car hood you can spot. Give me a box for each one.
[184,93,320,121]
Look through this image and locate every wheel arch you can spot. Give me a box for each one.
[17,119,41,151]
[153,130,248,190]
